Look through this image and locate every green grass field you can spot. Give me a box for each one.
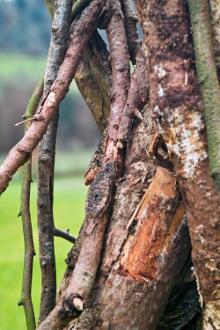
[0,53,78,95]
[0,53,45,80]
[0,175,87,329]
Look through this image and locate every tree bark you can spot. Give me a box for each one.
[37,0,73,321]
[1,1,219,329]
[136,0,220,328]
[59,110,191,330]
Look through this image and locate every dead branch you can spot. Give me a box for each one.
[0,0,105,194]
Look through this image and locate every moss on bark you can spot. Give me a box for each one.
[189,0,220,192]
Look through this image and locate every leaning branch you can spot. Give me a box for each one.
[189,0,220,192]
[18,78,44,330]
[0,0,105,194]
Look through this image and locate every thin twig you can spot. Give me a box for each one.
[18,78,44,330]
[189,0,220,191]
[54,228,76,244]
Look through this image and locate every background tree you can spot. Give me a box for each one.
[0,0,219,329]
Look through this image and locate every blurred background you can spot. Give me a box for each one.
[0,1,99,328]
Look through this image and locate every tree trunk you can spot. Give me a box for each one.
[0,0,219,329]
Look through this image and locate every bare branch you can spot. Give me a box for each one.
[0,0,105,194]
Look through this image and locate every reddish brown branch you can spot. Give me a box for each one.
[106,0,130,145]
[118,46,148,142]
[0,0,105,194]
[120,0,140,63]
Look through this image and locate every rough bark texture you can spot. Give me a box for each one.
[136,0,220,328]
[106,0,130,144]
[1,1,219,329]
[0,0,105,194]
[37,0,73,321]
[120,0,140,63]
[210,0,220,72]
[64,110,191,330]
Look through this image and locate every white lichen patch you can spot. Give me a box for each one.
[166,109,207,179]
[194,270,204,307]
[154,63,167,79]
[203,299,220,330]
[158,84,165,97]
[205,259,219,272]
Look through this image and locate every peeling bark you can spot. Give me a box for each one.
[64,111,191,330]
